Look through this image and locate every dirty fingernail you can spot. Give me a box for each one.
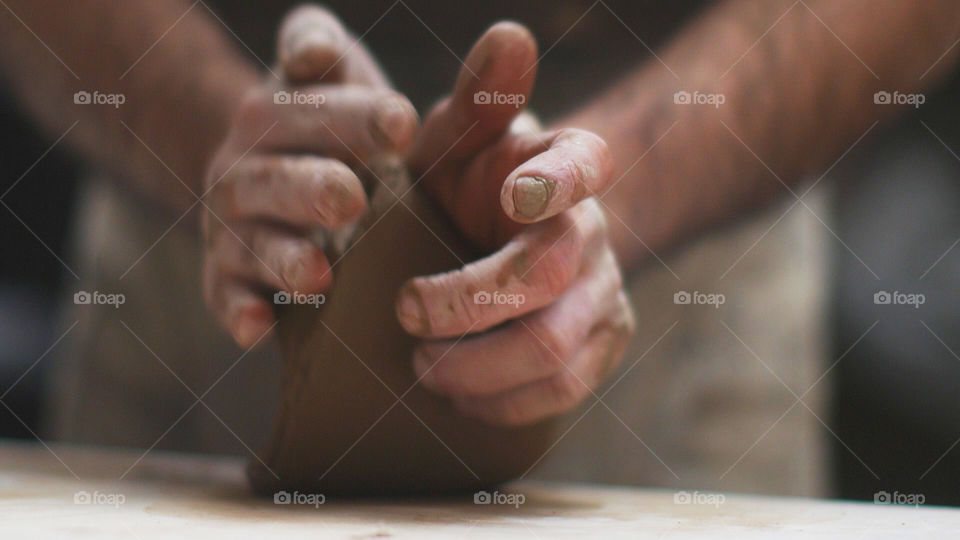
[513,176,552,218]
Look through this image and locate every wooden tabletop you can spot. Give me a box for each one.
[1,440,956,538]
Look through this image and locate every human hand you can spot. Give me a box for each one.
[202,6,418,347]
[397,22,635,426]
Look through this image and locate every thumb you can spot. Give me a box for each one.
[409,21,538,174]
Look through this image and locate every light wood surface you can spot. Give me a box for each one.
[1,440,956,538]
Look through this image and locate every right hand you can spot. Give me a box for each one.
[202,5,418,347]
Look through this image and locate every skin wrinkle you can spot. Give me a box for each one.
[571,178,587,203]
[496,248,532,288]
[398,281,431,336]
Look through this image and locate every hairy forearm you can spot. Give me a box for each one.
[0,0,258,213]
[558,0,960,270]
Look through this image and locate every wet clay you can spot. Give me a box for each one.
[248,158,557,496]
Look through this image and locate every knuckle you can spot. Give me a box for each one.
[236,88,271,129]
[561,158,591,192]
[546,372,587,409]
[563,128,610,159]
[451,287,483,330]
[528,230,581,298]
[527,321,572,370]
[419,272,483,335]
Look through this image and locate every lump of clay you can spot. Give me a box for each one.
[248,158,557,496]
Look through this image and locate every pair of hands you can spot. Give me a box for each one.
[202,6,634,426]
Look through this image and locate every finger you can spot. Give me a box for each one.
[203,264,276,349]
[396,200,607,338]
[500,128,614,222]
[277,4,388,86]
[411,246,623,398]
[208,221,332,293]
[451,286,633,426]
[236,85,418,159]
[212,155,366,228]
[409,21,537,178]
[451,322,623,427]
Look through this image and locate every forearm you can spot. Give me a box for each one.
[0,0,259,213]
[558,0,960,270]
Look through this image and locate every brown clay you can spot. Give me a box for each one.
[248,158,557,496]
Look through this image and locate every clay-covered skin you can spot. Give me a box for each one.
[248,164,557,496]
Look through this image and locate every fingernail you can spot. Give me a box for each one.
[281,258,304,290]
[315,177,355,224]
[465,35,492,74]
[513,176,552,218]
[397,285,429,335]
[288,26,334,59]
[371,97,416,149]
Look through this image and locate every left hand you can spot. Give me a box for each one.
[396,22,635,426]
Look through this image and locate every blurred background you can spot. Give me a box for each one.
[0,0,958,505]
